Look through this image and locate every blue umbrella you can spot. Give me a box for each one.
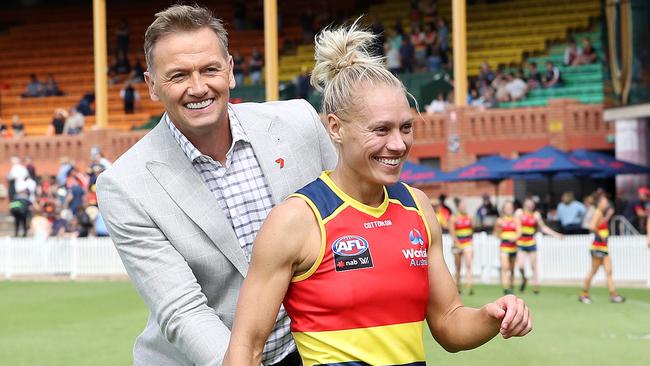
[499,145,598,178]
[569,149,650,177]
[400,161,448,184]
[442,155,512,206]
[445,155,511,182]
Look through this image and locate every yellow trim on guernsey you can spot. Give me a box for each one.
[288,193,327,282]
[293,321,425,366]
[320,171,389,218]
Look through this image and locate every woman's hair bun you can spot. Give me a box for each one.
[310,18,382,91]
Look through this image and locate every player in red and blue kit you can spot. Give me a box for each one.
[514,198,562,294]
[224,22,532,366]
[580,196,624,304]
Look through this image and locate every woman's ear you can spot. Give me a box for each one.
[327,113,344,145]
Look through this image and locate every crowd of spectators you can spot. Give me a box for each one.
[5,152,112,239]
[21,73,65,98]
[379,0,450,76]
[0,115,26,139]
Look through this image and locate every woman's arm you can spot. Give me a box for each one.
[412,189,532,352]
[493,218,502,237]
[589,209,603,233]
[535,212,562,238]
[449,214,458,243]
[224,198,320,365]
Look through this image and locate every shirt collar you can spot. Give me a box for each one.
[165,104,249,163]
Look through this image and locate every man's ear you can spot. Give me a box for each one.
[228,55,236,90]
[144,71,159,101]
[327,113,344,145]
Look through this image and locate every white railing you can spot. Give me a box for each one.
[1,235,649,286]
[0,237,126,279]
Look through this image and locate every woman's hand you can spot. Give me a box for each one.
[484,294,532,339]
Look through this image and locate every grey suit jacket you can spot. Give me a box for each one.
[97,100,337,366]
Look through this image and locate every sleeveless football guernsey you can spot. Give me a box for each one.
[284,172,431,366]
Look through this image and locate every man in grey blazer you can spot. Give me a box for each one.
[96,5,336,366]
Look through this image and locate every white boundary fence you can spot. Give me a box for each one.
[1,235,649,286]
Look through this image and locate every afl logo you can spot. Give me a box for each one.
[332,235,369,256]
[409,229,424,245]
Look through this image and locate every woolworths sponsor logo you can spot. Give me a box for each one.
[402,248,428,267]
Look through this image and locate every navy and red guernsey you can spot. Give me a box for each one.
[284,171,431,366]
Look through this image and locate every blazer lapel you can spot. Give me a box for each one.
[145,121,249,276]
[235,110,302,205]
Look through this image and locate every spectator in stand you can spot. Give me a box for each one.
[408,0,422,29]
[56,157,73,186]
[426,46,442,72]
[120,81,140,114]
[623,186,649,233]
[232,50,246,86]
[425,92,449,114]
[49,108,67,135]
[115,19,130,58]
[30,206,50,241]
[21,74,44,98]
[11,114,25,138]
[422,0,438,24]
[0,118,9,138]
[479,61,496,85]
[476,193,499,231]
[50,209,69,237]
[24,156,36,180]
[370,16,386,57]
[410,25,427,71]
[480,86,498,108]
[293,66,311,100]
[385,40,402,75]
[526,62,542,90]
[76,93,95,116]
[493,74,510,103]
[64,107,84,135]
[92,151,112,171]
[564,37,581,66]
[7,156,29,201]
[44,74,64,96]
[400,36,415,73]
[543,61,563,88]
[423,23,438,52]
[467,87,483,107]
[506,72,528,102]
[74,204,94,237]
[557,191,587,234]
[393,20,405,41]
[574,38,597,65]
[130,57,146,83]
[10,181,32,237]
[437,18,449,54]
[109,50,132,84]
[248,47,264,85]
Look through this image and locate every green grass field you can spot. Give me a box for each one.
[0,282,648,365]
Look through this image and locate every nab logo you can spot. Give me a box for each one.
[332,236,369,256]
[409,229,424,245]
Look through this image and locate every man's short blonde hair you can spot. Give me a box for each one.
[144,4,229,74]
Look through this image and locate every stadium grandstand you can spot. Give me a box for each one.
[0,0,647,241]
